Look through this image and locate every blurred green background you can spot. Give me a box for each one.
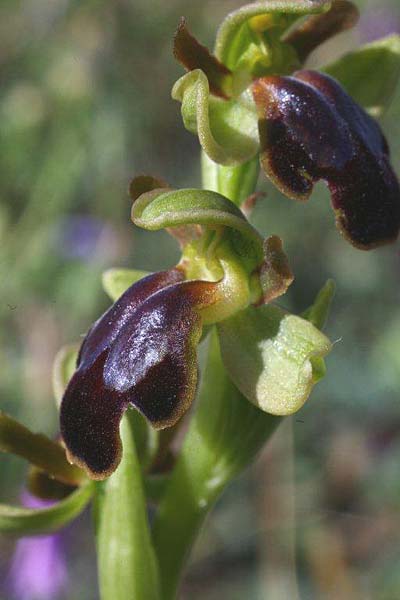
[1,0,400,598]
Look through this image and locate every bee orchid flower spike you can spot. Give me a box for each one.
[172,0,400,248]
[60,180,332,480]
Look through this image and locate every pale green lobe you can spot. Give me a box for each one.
[218,304,332,415]
[132,187,263,268]
[214,0,331,69]
[323,35,400,117]
[102,268,150,302]
[0,482,93,535]
[52,344,79,408]
[172,69,259,166]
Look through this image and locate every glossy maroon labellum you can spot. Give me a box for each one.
[60,270,219,479]
[253,70,400,249]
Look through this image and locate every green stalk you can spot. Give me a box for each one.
[95,411,160,600]
[201,151,260,206]
[152,155,272,599]
[152,332,280,599]
[0,412,84,486]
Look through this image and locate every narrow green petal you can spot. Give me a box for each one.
[0,483,93,535]
[323,35,400,117]
[302,279,336,329]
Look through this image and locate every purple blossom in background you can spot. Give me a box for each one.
[358,6,400,43]
[7,493,67,600]
[56,215,119,263]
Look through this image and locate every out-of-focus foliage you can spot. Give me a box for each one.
[1,0,400,598]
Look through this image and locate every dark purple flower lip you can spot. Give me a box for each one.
[252,69,400,249]
[60,270,220,480]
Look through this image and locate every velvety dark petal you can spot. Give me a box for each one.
[78,269,184,369]
[284,0,359,63]
[61,276,219,479]
[104,280,219,428]
[253,74,353,198]
[253,70,400,248]
[60,352,126,480]
[174,18,232,99]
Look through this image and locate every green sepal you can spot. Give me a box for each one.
[0,482,93,535]
[214,0,331,70]
[322,34,400,117]
[102,268,150,302]
[131,187,263,269]
[172,69,259,166]
[217,304,332,415]
[95,413,160,600]
[52,344,78,408]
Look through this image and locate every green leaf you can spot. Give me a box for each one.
[0,412,84,486]
[95,413,160,600]
[214,0,331,69]
[217,304,332,415]
[102,268,149,302]
[152,331,279,599]
[302,279,336,329]
[323,35,400,117]
[172,69,259,166]
[0,482,93,535]
[52,344,78,408]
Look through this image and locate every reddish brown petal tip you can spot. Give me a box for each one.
[174,17,232,99]
[285,0,359,63]
[253,70,400,249]
[260,236,294,304]
[129,175,169,202]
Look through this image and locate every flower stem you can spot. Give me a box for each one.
[201,151,259,206]
[95,411,160,600]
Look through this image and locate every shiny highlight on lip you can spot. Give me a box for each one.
[60,270,219,479]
